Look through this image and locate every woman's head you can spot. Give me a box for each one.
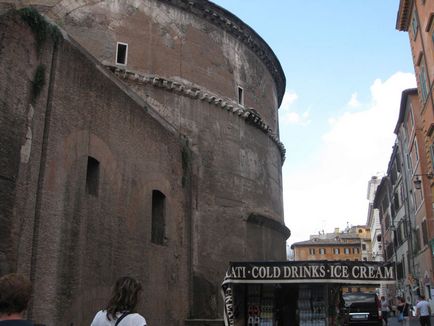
[0,273,32,317]
[106,276,142,320]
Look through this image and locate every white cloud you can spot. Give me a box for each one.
[280,90,311,126]
[283,72,416,245]
[348,92,361,108]
[282,110,311,126]
[281,90,298,109]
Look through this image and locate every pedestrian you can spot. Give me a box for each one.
[416,295,431,326]
[381,296,390,325]
[0,273,34,325]
[91,276,147,326]
[397,296,411,326]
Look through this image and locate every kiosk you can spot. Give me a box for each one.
[222,261,395,326]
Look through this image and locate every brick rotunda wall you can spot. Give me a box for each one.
[0,1,290,323]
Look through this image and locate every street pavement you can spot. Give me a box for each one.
[386,315,434,326]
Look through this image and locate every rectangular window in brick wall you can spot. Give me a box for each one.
[86,157,99,196]
[430,144,434,171]
[151,190,166,245]
[419,62,429,103]
[412,8,419,40]
[237,86,244,106]
[116,42,128,65]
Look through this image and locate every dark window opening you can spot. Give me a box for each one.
[151,190,166,245]
[422,220,428,246]
[430,144,434,171]
[237,86,244,106]
[397,262,404,280]
[86,157,99,196]
[393,193,400,211]
[397,225,403,245]
[412,9,419,40]
[116,42,128,65]
[415,228,421,253]
[385,242,394,260]
[384,214,390,230]
[396,153,401,172]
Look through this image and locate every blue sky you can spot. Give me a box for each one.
[211,0,416,245]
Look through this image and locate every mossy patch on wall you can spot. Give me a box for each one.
[17,7,62,51]
[32,64,45,102]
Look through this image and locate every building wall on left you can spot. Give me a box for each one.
[0,11,190,326]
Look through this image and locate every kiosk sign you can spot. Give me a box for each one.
[223,261,395,284]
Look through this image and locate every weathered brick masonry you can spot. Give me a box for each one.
[1,12,189,325]
[0,1,289,325]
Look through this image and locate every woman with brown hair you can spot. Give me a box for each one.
[91,276,147,326]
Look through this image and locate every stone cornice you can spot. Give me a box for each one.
[108,66,286,163]
[158,0,286,107]
[247,213,290,240]
[2,1,286,104]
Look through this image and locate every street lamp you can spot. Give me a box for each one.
[413,173,434,190]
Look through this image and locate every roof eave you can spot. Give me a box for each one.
[394,88,418,134]
[396,0,413,31]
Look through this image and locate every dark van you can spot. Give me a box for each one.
[340,292,382,326]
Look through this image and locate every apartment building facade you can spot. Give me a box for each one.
[291,226,371,262]
[366,176,383,262]
[395,0,434,304]
[394,88,433,302]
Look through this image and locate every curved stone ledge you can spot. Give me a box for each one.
[7,0,285,104]
[247,213,290,240]
[108,66,286,163]
[158,0,286,106]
